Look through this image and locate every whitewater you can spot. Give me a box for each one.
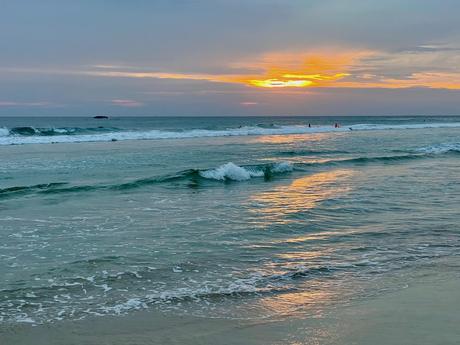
[1,121,460,145]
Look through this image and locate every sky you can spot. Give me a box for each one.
[1,0,460,116]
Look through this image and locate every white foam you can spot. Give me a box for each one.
[15,315,36,323]
[0,127,9,137]
[1,122,460,145]
[350,122,460,131]
[101,298,147,314]
[199,162,293,181]
[53,128,69,134]
[200,162,264,181]
[416,143,460,154]
[271,161,293,173]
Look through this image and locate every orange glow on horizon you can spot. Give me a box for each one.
[8,47,460,90]
[229,50,370,88]
[245,72,350,89]
[81,50,370,89]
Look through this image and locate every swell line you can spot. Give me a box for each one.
[1,147,457,201]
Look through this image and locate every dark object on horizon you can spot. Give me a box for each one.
[93,115,109,119]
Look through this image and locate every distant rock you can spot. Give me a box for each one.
[93,115,109,119]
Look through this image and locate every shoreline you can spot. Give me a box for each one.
[2,276,459,345]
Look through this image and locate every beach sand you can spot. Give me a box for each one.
[2,277,459,345]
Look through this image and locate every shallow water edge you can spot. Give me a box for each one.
[2,271,459,345]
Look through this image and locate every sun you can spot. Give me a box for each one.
[248,79,314,88]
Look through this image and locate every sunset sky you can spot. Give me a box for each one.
[1,0,460,116]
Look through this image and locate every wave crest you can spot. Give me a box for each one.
[0,145,455,201]
[1,122,460,145]
[199,162,293,181]
[200,162,263,181]
[416,143,460,154]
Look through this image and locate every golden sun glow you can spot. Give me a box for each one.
[81,50,369,89]
[10,47,460,91]
[248,78,314,88]
[246,72,350,88]
[227,50,371,88]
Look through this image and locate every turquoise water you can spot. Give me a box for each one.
[1,116,459,323]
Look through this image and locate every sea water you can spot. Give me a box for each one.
[0,116,459,324]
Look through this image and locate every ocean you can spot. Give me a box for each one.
[1,116,459,325]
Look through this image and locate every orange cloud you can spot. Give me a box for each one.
[5,47,460,90]
[225,50,372,88]
[382,72,460,89]
[248,79,314,88]
[76,50,371,89]
[332,72,460,89]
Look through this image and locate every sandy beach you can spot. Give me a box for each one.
[2,275,458,345]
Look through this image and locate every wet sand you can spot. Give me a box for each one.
[2,278,459,345]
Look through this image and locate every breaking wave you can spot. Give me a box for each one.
[1,121,460,145]
[415,142,460,154]
[1,142,457,201]
[0,126,119,140]
[0,162,294,200]
[2,141,459,200]
[199,162,293,181]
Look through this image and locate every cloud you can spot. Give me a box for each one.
[0,49,372,89]
[0,101,52,107]
[110,99,144,107]
[3,46,460,91]
[90,48,460,90]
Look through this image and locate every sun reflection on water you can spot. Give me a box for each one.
[257,288,334,317]
[249,133,336,144]
[248,169,353,226]
[277,229,360,245]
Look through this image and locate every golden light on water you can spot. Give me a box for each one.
[250,133,336,144]
[277,229,359,245]
[248,169,353,226]
[257,289,334,317]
